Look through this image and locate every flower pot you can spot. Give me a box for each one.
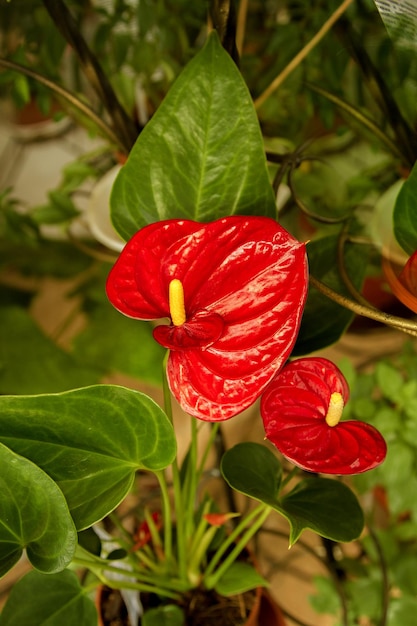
[96,585,287,626]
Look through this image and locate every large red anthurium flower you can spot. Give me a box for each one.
[106,216,308,421]
[261,357,387,474]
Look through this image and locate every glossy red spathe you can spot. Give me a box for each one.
[261,357,387,475]
[106,216,308,421]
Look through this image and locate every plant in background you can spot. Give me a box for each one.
[0,1,417,625]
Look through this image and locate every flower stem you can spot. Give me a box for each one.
[254,0,355,109]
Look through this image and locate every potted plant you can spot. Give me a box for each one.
[0,2,417,625]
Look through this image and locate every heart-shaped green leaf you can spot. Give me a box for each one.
[0,385,176,530]
[221,442,364,544]
[393,162,417,255]
[111,31,275,239]
[220,442,282,505]
[0,443,76,576]
[280,477,364,545]
[0,570,97,626]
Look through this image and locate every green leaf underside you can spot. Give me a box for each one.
[221,443,364,544]
[0,385,176,530]
[214,562,269,596]
[0,443,76,577]
[294,235,368,354]
[111,31,275,239]
[393,161,417,255]
[0,570,97,626]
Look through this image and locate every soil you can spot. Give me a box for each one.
[99,587,258,626]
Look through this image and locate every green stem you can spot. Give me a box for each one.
[184,417,198,540]
[204,505,272,589]
[197,422,220,475]
[162,351,188,581]
[155,470,172,564]
[204,503,269,579]
[280,466,299,491]
[0,57,122,150]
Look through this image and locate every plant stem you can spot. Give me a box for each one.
[306,82,406,162]
[204,504,272,589]
[0,58,122,150]
[236,0,249,55]
[309,274,417,336]
[161,351,188,581]
[42,0,138,153]
[254,0,355,109]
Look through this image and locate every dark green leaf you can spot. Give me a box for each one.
[0,385,176,529]
[221,442,282,505]
[394,158,417,255]
[294,236,367,354]
[0,570,97,626]
[280,477,364,545]
[111,31,275,239]
[221,443,364,544]
[0,307,99,394]
[0,443,76,576]
[78,528,101,557]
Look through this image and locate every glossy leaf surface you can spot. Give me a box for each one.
[111,32,275,239]
[106,216,308,420]
[221,442,364,544]
[261,358,387,474]
[0,443,76,577]
[0,570,97,626]
[393,162,417,255]
[294,236,367,355]
[0,385,176,529]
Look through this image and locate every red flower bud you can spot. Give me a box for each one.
[261,357,387,475]
[106,216,308,421]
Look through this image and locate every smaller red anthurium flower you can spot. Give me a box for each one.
[106,216,308,421]
[261,357,387,475]
[399,250,417,296]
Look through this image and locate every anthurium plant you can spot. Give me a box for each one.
[0,12,405,626]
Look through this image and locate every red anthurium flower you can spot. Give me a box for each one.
[106,216,308,421]
[261,357,387,475]
[399,250,417,296]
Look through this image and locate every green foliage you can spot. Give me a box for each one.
[294,235,368,354]
[0,442,77,576]
[393,160,417,254]
[142,604,185,626]
[214,562,268,596]
[0,570,97,626]
[221,443,364,544]
[0,385,176,533]
[111,32,276,239]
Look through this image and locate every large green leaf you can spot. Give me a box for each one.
[0,385,176,529]
[294,235,368,354]
[393,161,417,255]
[0,443,76,576]
[0,570,97,626]
[111,31,275,239]
[0,307,99,394]
[221,443,364,545]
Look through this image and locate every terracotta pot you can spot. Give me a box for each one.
[96,584,287,626]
